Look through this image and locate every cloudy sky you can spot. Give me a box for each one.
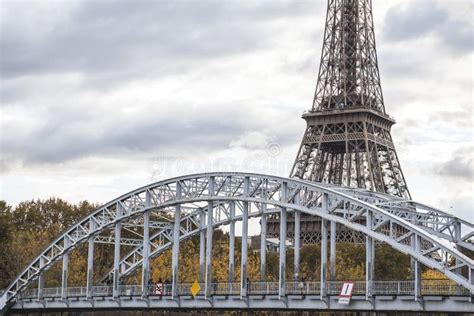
[0,0,473,222]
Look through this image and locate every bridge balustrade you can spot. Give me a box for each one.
[91,285,113,296]
[16,280,470,300]
[119,285,142,296]
[372,281,413,295]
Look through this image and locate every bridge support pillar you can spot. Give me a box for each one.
[241,177,250,298]
[229,202,235,286]
[470,267,474,286]
[205,176,215,298]
[412,234,421,300]
[330,221,336,281]
[470,267,474,299]
[141,210,150,298]
[61,236,70,299]
[320,193,328,299]
[279,181,287,299]
[37,257,45,300]
[113,202,123,298]
[86,217,96,299]
[293,186,301,281]
[454,221,461,244]
[453,221,463,279]
[294,209,301,281]
[199,209,206,283]
[366,210,374,299]
[172,181,182,298]
[260,203,267,281]
[321,220,328,298]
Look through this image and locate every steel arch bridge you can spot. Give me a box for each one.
[1,173,473,314]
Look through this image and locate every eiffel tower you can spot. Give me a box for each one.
[268,0,410,244]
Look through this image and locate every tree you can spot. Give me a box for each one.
[0,198,96,289]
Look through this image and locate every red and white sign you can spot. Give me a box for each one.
[338,282,355,305]
[155,283,163,296]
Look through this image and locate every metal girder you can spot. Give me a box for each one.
[325,192,474,249]
[1,172,473,311]
[94,236,143,247]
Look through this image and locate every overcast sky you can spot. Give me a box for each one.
[0,0,473,223]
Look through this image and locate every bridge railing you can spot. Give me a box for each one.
[16,280,470,300]
[92,285,112,296]
[119,285,142,296]
[422,282,470,296]
[373,281,413,295]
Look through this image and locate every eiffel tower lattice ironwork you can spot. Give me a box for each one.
[291,0,410,199]
[267,0,411,244]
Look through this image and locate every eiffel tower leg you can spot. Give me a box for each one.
[371,143,386,193]
[290,127,311,178]
[363,122,376,191]
[355,143,363,188]
[384,148,402,197]
[338,152,344,184]
[347,145,353,187]
[391,148,411,199]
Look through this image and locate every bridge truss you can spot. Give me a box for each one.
[1,173,473,313]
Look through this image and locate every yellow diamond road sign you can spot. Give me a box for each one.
[190,279,201,297]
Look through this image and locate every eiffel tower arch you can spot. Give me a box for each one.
[268,0,411,244]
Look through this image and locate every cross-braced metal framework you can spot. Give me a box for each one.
[290,0,410,199]
[1,173,473,313]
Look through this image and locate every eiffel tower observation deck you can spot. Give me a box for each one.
[268,0,411,243]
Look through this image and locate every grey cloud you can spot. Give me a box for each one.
[437,19,474,54]
[427,109,473,129]
[0,98,300,166]
[435,194,473,222]
[383,1,473,54]
[1,105,239,164]
[0,159,10,174]
[435,147,474,182]
[384,1,447,41]
[378,49,427,79]
[0,0,319,168]
[0,0,321,81]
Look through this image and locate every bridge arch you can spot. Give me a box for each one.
[1,172,473,311]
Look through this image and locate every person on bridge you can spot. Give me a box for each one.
[299,277,305,296]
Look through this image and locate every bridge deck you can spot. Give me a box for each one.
[12,295,474,313]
